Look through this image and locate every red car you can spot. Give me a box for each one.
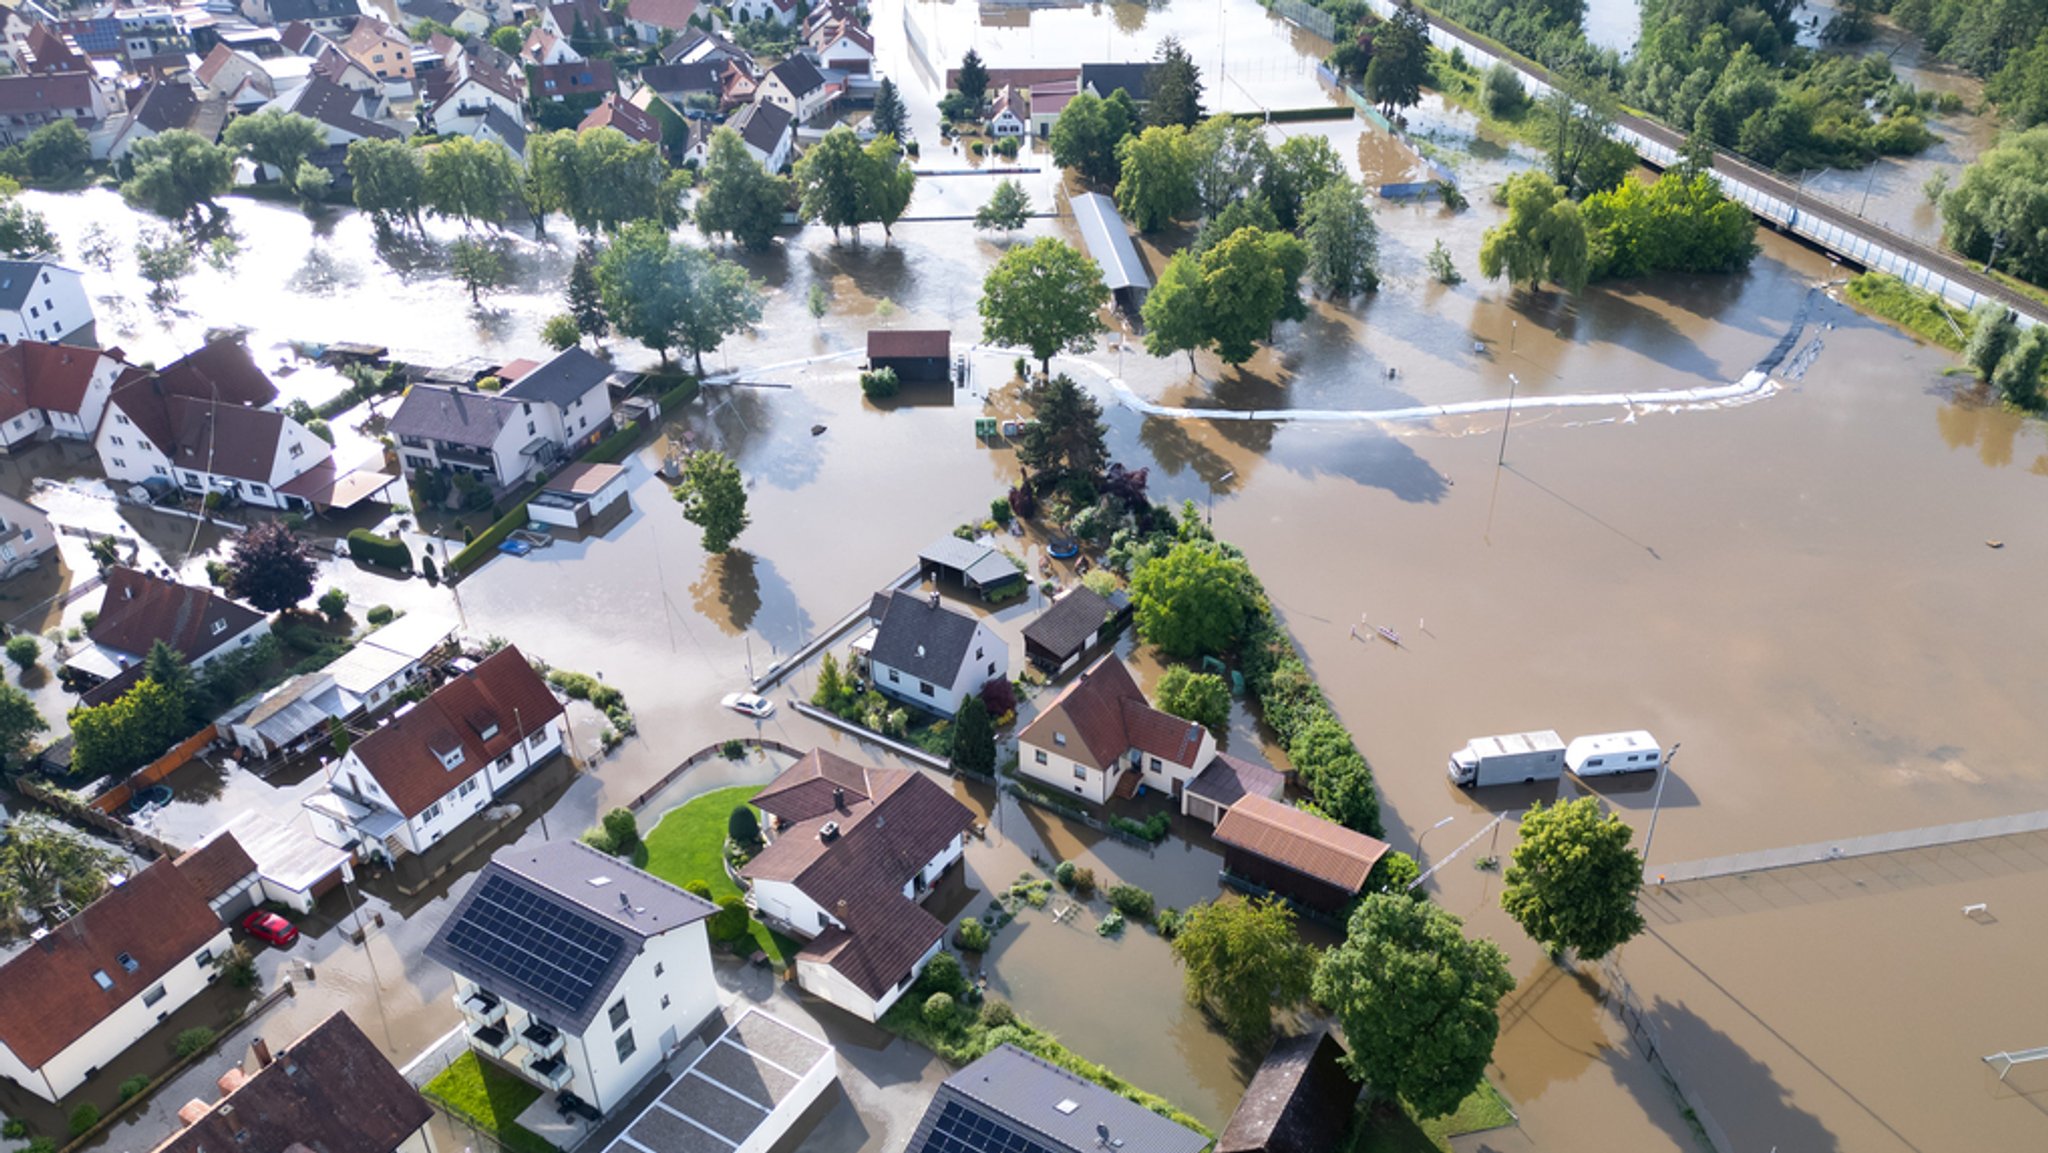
[240,910,299,948]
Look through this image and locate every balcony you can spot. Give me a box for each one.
[460,988,505,1026]
[520,1019,564,1059]
[470,1023,513,1059]
[525,1053,572,1091]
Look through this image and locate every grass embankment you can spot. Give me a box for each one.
[1426,51,1547,150]
[1843,273,1970,350]
[1350,1080,1516,1153]
[421,1052,554,1153]
[641,785,793,965]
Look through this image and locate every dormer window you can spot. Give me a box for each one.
[478,722,499,741]
[117,952,138,972]
[437,746,465,770]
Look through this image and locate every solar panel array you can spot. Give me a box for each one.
[916,1099,1059,1153]
[445,874,624,1015]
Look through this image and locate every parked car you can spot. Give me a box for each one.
[240,910,300,947]
[721,692,774,719]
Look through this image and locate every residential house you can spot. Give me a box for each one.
[1080,61,1158,103]
[579,91,659,145]
[740,750,975,1022]
[902,1044,1211,1153]
[309,38,385,94]
[1211,795,1390,914]
[0,341,132,449]
[988,84,1026,136]
[317,609,459,712]
[62,565,270,690]
[0,859,233,1104]
[472,104,529,158]
[305,646,566,861]
[95,336,337,510]
[540,0,617,48]
[104,79,230,162]
[806,18,871,75]
[658,28,752,70]
[724,97,789,170]
[502,345,617,453]
[1015,653,1216,805]
[151,1013,436,1153]
[12,22,88,75]
[522,23,581,67]
[756,53,827,122]
[169,828,263,919]
[1020,584,1129,675]
[730,0,797,26]
[1215,1028,1361,1153]
[0,260,90,343]
[854,588,1008,718]
[637,60,721,108]
[622,0,696,43]
[401,0,490,36]
[1028,76,1075,137]
[267,74,403,148]
[424,47,526,138]
[247,0,363,35]
[0,491,53,579]
[181,811,354,917]
[425,840,721,1112]
[865,329,949,383]
[195,43,281,108]
[1181,753,1285,827]
[533,58,616,103]
[340,16,415,82]
[387,384,553,488]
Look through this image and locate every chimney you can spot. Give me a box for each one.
[832,786,844,811]
[251,1037,273,1068]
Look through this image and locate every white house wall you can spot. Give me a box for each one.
[793,934,939,1024]
[749,877,830,936]
[735,1038,836,1153]
[0,267,91,345]
[1018,739,1113,805]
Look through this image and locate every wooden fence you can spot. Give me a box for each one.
[92,725,221,815]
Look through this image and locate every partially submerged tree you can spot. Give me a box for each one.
[122,130,235,227]
[449,236,507,304]
[1301,178,1382,298]
[1501,797,1647,961]
[974,178,1033,233]
[978,238,1109,374]
[1015,374,1109,482]
[672,449,750,553]
[1170,896,1315,1046]
[225,521,317,613]
[594,222,762,371]
[1478,172,1590,293]
[695,127,790,251]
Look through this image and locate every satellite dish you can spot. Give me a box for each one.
[1096,1125,1110,1146]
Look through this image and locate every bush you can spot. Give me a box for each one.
[217,943,258,988]
[1154,906,1185,939]
[1155,666,1229,734]
[450,501,531,575]
[684,880,714,900]
[954,918,992,951]
[1105,884,1154,921]
[68,1105,99,1137]
[118,1074,150,1101]
[922,991,957,1027]
[1483,61,1525,116]
[205,559,231,587]
[859,366,900,399]
[994,136,1020,158]
[1109,812,1170,843]
[346,529,412,571]
[979,677,1017,720]
[366,604,395,625]
[420,554,439,582]
[1070,866,1096,896]
[990,496,1012,524]
[2,1118,27,1139]
[921,951,969,997]
[317,586,348,621]
[5,634,39,669]
[1054,860,1077,887]
[708,895,750,944]
[979,998,1016,1028]
[1096,908,1126,936]
[721,739,746,760]
[728,804,761,847]
[174,1027,216,1058]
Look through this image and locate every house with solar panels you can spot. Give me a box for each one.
[902,1043,1210,1153]
[425,841,722,1117]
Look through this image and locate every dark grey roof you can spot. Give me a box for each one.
[640,61,722,96]
[1187,753,1286,810]
[0,261,72,312]
[920,536,1022,590]
[425,841,715,1033]
[768,54,823,98]
[286,75,402,140]
[867,588,983,685]
[730,99,790,157]
[270,0,363,22]
[389,383,523,447]
[480,104,528,155]
[1080,62,1158,101]
[1023,586,1116,659]
[504,346,611,408]
[909,1044,1210,1153]
[1216,1030,1359,1153]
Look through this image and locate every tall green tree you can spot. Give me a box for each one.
[0,680,45,766]
[1171,897,1316,1046]
[974,178,1032,232]
[958,49,989,109]
[1363,3,1429,111]
[526,127,679,234]
[226,522,316,612]
[68,677,190,780]
[449,236,507,303]
[1943,125,2048,284]
[1988,28,2048,129]
[1479,172,1590,292]
[1302,178,1381,298]
[422,136,521,227]
[594,222,763,371]
[695,127,790,251]
[1050,92,1127,187]
[794,126,867,241]
[1264,133,1345,231]
[134,231,194,302]
[1313,895,1516,1118]
[122,130,235,226]
[1964,302,2017,381]
[1015,374,1109,481]
[0,816,119,921]
[1991,324,2048,408]
[1142,252,1208,372]
[872,76,908,139]
[1129,540,1261,658]
[1189,115,1271,218]
[1537,74,1631,198]
[346,138,426,230]
[1198,226,1308,364]
[1579,170,1757,280]
[1146,36,1205,128]
[1502,797,1647,961]
[223,110,324,191]
[860,136,917,240]
[12,120,91,184]
[950,694,996,777]
[977,238,1109,374]
[0,179,56,258]
[568,240,609,344]
[672,449,750,553]
[1155,666,1229,734]
[1115,125,1198,232]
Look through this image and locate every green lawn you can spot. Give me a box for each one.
[641,786,794,965]
[1352,1080,1517,1153]
[421,1052,555,1153]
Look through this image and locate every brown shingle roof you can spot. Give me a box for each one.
[348,646,563,818]
[1187,753,1285,809]
[0,70,99,116]
[751,747,880,822]
[1021,585,1114,660]
[1216,1029,1360,1153]
[151,1013,433,1153]
[88,566,266,663]
[866,330,948,359]
[0,860,224,1070]
[741,756,972,908]
[173,830,258,902]
[1017,654,1205,772]
[1212,795,1388,893]
[579,91,661,143]
[625,0,698,29]
[798,891,945,1000]
[0,341,121,423]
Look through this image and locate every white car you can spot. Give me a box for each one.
[722,692,774,719]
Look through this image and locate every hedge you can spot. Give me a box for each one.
[657,377,700,411]
[449,501,529,576]
[1226,106,1356,123]
[346,529,412,571]
[584,420,642,464]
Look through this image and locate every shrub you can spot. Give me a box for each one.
[954,918,992,951]
[205,559,231,587]
[1096,908,1125,936]
[317,586,348,621]
[174,1027,216,1058]
[979,998,1017,1028]
[217,943,258,988]
[708,895,750,944]
[994,136,1020,158]
[684,880,714,900]
[450,501,530,575]
[1054,860,1077,887]
[728,804,761,847]
[1069,866,1097,896]
[721,739,746,759]
[118,1074,150,1101]
[990,496,1012,524]
[203,491,223,512]
[366,604,395,625]
[922,992,956,1028]
[2,1119,27,1139]
[1105,884,1154,921]
[859,366,900,399]
[420,554,439,582]
[1155,906,1185,939]
[6,634,39,669]
[1483,61,1526,116]
[68,1105,99,1137]
[979,677,1017,719]
[921,951,969,997]
[346,529,412,571]
[1109,812,1170,843]
[1156,666,1229,734]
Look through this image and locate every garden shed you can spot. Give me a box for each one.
[1213,794,1389,914]
[866,330,952,383]
[918,536,1024,598]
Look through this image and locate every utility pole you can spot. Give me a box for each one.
[1857,159,1881,218]
[1640,741,1681,880]
[1207,470,1235,525]
[1496,373,1520,467]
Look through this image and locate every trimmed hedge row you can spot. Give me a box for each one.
[657,377,700,411]
[584,420,642,464]
[449,501,529,576]
[346,529,412,571]
[1225,106,1356,123]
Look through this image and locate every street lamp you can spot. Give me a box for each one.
[1640,741,1681,881]
[1496,373,1520,467]
[1789,167,1833,227]
[1857,158,1882,218]
[1416,814,1455,865]
[1206,470,1235,525]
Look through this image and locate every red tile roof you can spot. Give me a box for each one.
[0,71,99,117]
[0,860,225,1070]
[866,330,949,359]
[1212,795,1389,893]
[579,91,661,143]
[173,830,258,902]
[88,566,266,663]
[348,646,564,818]
[1018,654,1206,772]
[798,892,944,1000]
[0,341,120,423]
